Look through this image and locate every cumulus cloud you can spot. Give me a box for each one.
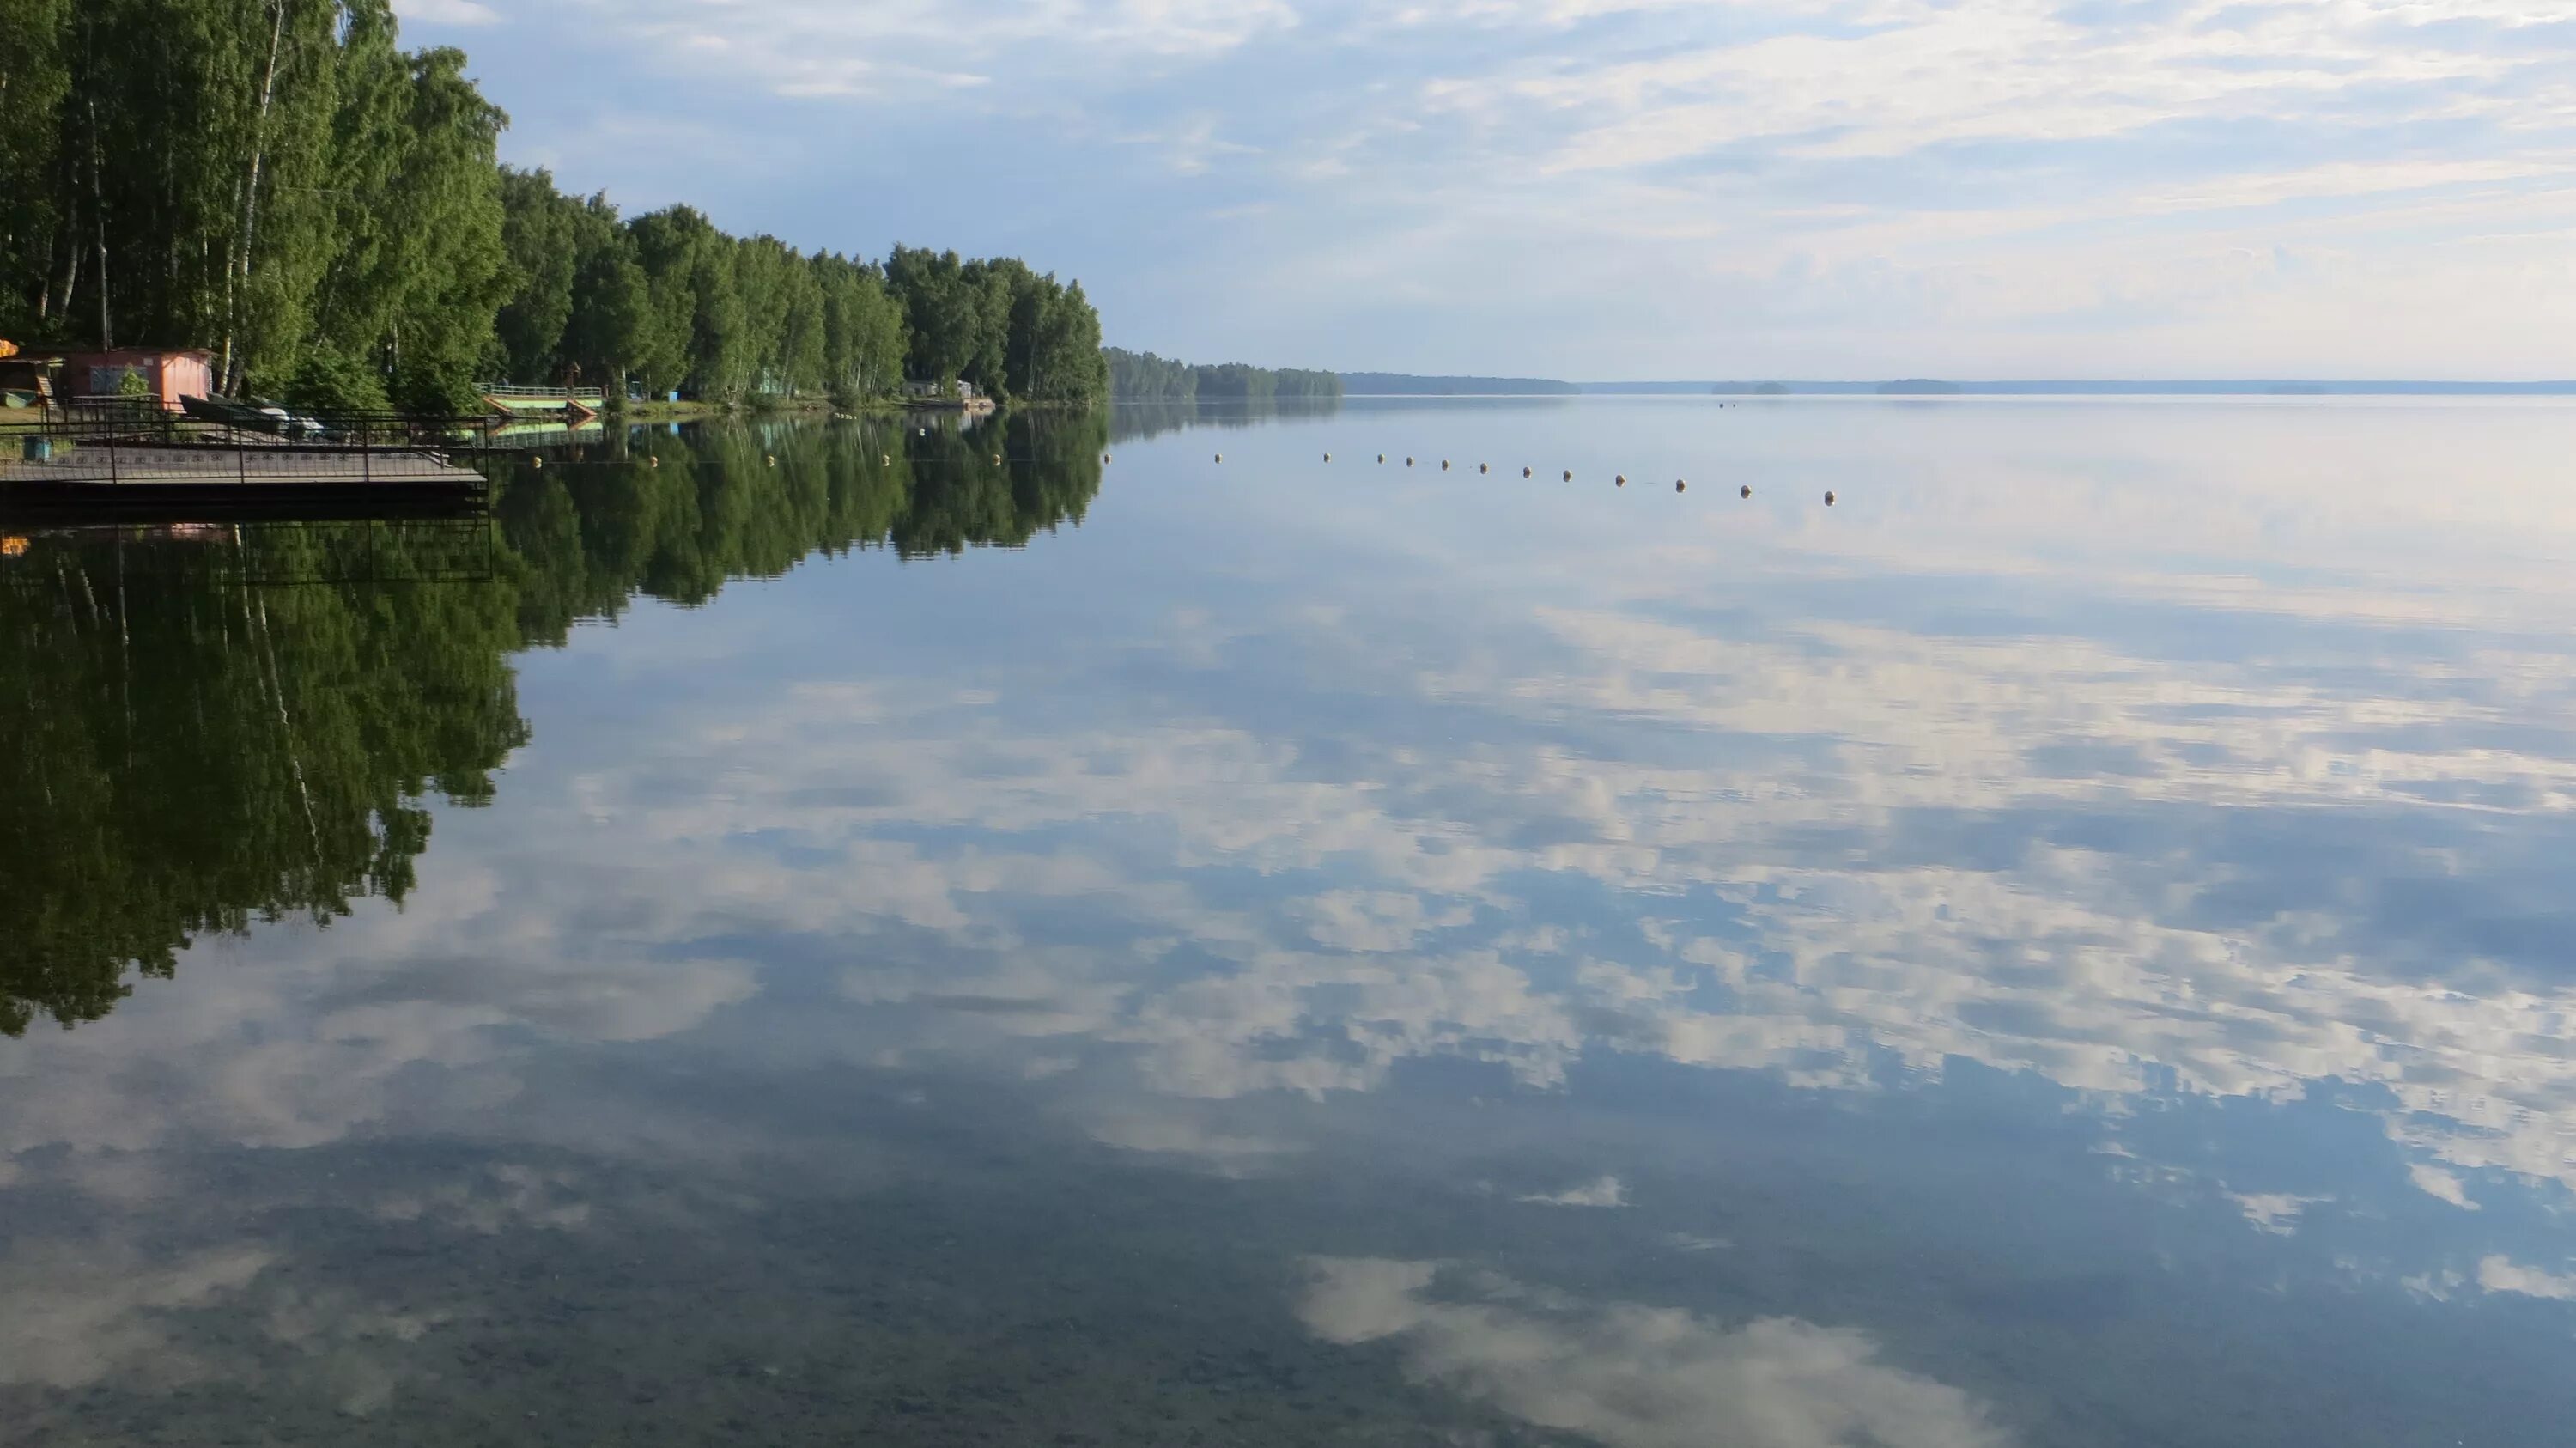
[1297,1258,2011,1448]
[461,0,2576,374]
[394,0,498,23]
[1517,1174,1629,1208]
[2476,1256,2576,1302]
[596,0,1296,99]
[2407,1164,2479,1211]
[2228,1192,2329,1236]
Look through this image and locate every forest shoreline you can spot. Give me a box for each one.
[1,7,1111,417]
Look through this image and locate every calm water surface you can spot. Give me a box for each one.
[4,398,2574,1445]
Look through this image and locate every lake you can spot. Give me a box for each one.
[4,396,2573,1446]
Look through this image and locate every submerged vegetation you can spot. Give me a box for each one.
[0,414,1105,1036]
[0,1,1107,410]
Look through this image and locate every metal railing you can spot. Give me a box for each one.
[477,383,606,404]
[0,412,505,488]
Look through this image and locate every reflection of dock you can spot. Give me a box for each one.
[0,516,499,587]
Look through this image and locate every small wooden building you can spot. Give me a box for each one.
[19,347,216,411]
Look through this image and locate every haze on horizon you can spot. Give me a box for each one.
[396,0,2576,382]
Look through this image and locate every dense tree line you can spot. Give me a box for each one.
[0,414,1104,1034]
[495,183,1108,407]
[1103,347,1340,403]
[0,1,1106,411]
[0,0,507,412]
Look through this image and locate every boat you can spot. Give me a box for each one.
[180,393,330,439]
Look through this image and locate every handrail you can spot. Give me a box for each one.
[476,382,606,402]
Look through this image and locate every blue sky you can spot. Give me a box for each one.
[395,0,2576,380]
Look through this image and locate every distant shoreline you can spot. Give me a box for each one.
[1318,374,2576,399]
[1591,380,2576,397]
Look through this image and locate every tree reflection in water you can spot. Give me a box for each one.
[0,413,1106,1035]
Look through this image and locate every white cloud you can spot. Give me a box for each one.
[1517,1174,1629,1208]
[592,0,1297,100]
[479,0,2576,373]
[2476,1256,2576,1301]
[395,0,499,24]
[2408,1164,2479,1211]
[1297,1258,2011,1448]
[2229,1191,2330,1236]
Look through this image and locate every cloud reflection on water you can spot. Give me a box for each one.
[1299,1258,2010,1448]
[5,400,2576,1435]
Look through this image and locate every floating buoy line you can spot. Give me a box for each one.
[488,435,1842,508]
[1173,447,1837,508]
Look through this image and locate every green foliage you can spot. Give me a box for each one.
[0,3,1103,411]
[0,416,1105,1036]
[1104,347,1340,404]
[0,1,508,398]
[274,345,390,415]
[561,241,653,388]
[493,167,585,380]
[817,256,907,406]
[392,347,482,416]
[1103,347,1197,401]
[0,0,72,342]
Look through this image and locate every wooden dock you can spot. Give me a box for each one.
[1,423,492,520]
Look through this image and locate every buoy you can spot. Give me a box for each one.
[1675,479,1686,493]
[1741,484,1752,499]
[1824,490,1837,506]
[1614,474,1626,487]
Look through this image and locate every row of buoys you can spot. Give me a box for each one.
[545,444,1832,502]
[1121,446,1832,503]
